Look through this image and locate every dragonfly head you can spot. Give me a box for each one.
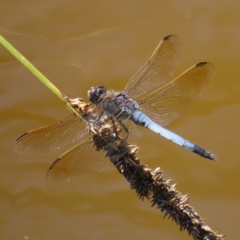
[88,85,107,104]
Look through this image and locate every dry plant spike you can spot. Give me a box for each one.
[108,142,224,239]
[72,98,224,240]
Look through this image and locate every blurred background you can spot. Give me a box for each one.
[1,0,239,239]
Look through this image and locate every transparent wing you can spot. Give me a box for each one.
[115,117,143,145]
[125,120,143,145]
[124,35,181,99]
[14,115,87,154]
[138,62,215,126]
[46,140,108,182]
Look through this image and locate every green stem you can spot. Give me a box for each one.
[0,35,81,118]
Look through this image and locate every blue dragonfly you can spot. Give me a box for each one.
[14,35,217,182]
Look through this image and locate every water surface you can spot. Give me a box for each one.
[1,1,239,239]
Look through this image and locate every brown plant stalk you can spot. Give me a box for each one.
[73,97,224,240]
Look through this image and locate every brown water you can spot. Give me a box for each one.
[1,1,240,239]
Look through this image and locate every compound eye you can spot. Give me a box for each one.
[88,85,106,104]
[97,85,106,95]
[88,87,98,104]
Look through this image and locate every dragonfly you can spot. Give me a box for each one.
[14,35,218,182]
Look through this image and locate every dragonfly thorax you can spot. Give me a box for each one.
[101,91,140,119]
[88,85,139,119]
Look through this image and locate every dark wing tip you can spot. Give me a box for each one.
[48,157,60,170]
[195,62,215,73]
[15,132,28,142]
[196,62,208,67]
[46,158,60,183]
[14,132,29,153]
[163,35,173,41]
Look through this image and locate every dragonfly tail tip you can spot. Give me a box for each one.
[209,154,218,161]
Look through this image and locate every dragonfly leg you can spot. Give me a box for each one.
[109,116,120,141]
[94,110,104,122]
[113,110,131,140]
[116,118,129,140]
[109,116,129,141]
